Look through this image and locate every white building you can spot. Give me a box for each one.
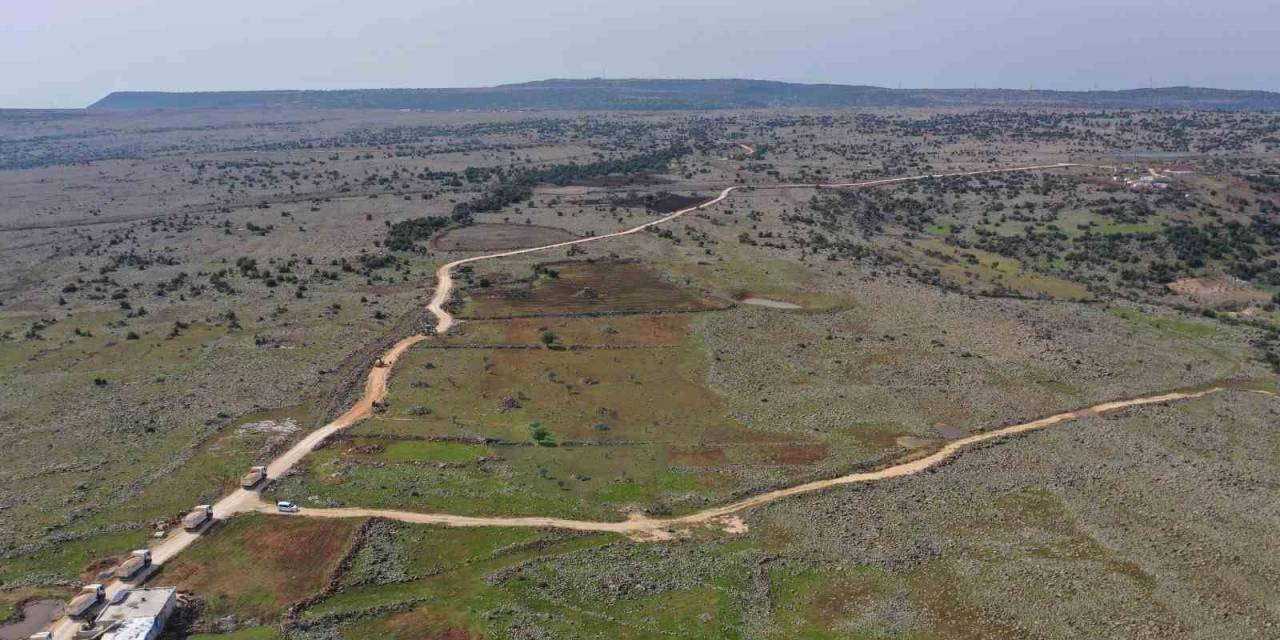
[92,587,176,640]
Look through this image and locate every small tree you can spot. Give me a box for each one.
[529,422,553,445]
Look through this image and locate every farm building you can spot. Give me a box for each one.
[93,587,176,640]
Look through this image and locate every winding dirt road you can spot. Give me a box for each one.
[52,159,1258,637]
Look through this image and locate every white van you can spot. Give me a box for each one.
[276,501,300,513]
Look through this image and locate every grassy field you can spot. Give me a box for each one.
[1110,306,1219,337]
[268,312,840,519]
[300,523,755,640]
[189,627,281,640]
[436,314,692,347]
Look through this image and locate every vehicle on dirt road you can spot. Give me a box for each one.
[240,465,268,489]
[182,504,213,531]
[276,501,300,513]
[65,583,105,620]
[113,549,151,580]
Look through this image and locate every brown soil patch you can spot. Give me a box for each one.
[165,516,359,616]
[335,438,387,460]
[1167,276,1270,307]
[242,520,352,567]
[767,445,829,465]
[80,555,121,583]
[806,574,882,628]
[380,607,478,640]
[463,260,732,318]
[667,447,728,467]
[895,435,938,449]
[432,223,579,252]
[911,573,1025,640]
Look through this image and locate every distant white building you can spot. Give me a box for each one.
[93,587,177,640]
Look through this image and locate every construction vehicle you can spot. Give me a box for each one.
[113,549,152,580]
[66,583,105,619]
[181,504,213,531]
[240,465,268,489]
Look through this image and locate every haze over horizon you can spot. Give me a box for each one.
[4,0,1278,109]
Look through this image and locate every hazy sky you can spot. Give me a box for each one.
[3,0,1276,108]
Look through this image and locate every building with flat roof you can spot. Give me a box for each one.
[92,587,176,640]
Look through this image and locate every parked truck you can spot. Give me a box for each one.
[66,583,105,619]
[113,549,152,580]
[182,504,214,531]
[240,465,268,489]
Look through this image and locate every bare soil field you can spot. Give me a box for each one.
[1167,276,1273,307]
[158,515,359,624]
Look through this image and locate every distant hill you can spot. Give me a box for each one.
[88,78,1280,111]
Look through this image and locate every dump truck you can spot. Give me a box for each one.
[113,549,152,580]
[66,583,105,619]
[182,504,213,531]
[240,465,268,489]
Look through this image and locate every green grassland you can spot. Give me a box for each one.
[270,320,830,519]
[890,237,1092,300]
[1111,307,1219,337]
[303,523,754,640]
[189,627,281,640]
[291,519,1026,640]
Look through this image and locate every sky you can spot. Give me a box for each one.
[3,0,1277,108]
